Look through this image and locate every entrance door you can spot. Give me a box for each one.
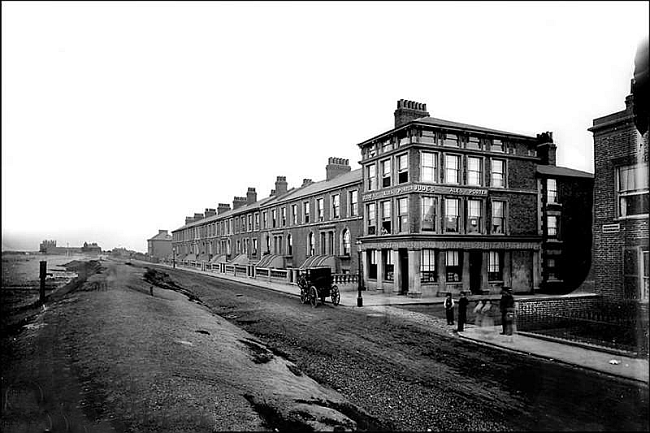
[399,249,409,294]
[469,251,482,294]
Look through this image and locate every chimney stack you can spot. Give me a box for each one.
[233,196,247,209]
[302,178,313,187]
[275,176,288,196]
[217,203,231,214]
[204,208,216,218]
[193,212,204,220]
[394,99,430,128]
[185,216,195,225]
[158,229,168,235]
[536,131,557,166]
[246,187,257,205]
[270,189,276,197]
[325,157,351,181]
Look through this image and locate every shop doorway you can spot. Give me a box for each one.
[469,251,482,294]
[399,249,409,294]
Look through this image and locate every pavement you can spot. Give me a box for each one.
[154,262,649,385]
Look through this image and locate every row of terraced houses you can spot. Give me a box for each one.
[169,100,598,298]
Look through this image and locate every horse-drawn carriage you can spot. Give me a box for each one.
[297,267,340,308]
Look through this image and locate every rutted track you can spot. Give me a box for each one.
[159,264,649,432]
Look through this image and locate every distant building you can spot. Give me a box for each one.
[81,242,102,255]
[147,229,172,260]
[589,91,649,302]
[39,240,82,255]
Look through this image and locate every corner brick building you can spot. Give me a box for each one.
[589,93,649,302]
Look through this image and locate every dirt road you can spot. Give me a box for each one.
[157,264,649,432]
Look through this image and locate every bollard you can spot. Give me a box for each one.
[39,261,47,304]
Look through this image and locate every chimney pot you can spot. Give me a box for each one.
[394,99,430,128]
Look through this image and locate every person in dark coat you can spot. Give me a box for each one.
[499,287,515,335]
[457,291,469,332]
[443,293,455,325]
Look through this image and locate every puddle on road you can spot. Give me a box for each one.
[176,340,194,346]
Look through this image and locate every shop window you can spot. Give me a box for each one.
[381,159,392,187]
[491,201,505,234]
[467,199,483,234]
[397,197,409,233]
[446,251,462,282]
[421,196,436,232]
[444,198,460,233]
[381,200,392,234]
[491,159,505,187]
[467,156,483,186]
[547,178,558,203]
[367,164,377,191]
[445,154,461,184]
[397,154,409,184]
[367,203,377,235]
[488,251,503,281]
[332,194,340,219]
[421,249,437,282]
[617,164,649,217]
[368,250,378,279]
[421,151,437,183]
[384,250,394,281]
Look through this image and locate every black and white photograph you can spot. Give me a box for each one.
[1,1,648,431]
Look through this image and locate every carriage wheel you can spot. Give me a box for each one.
[330,285,340,306]
[309,286,319,308]
[300,287,308,304]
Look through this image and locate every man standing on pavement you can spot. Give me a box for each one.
[499,286,515,335]
[443,293,455,325]
[457,291,469,332]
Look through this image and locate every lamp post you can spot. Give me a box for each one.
[356,240,363,307]
[172,246,176,269]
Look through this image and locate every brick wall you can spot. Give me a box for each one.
[516,294,601,331]
[591,96,649,301]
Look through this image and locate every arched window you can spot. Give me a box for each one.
[308,232,315,257]
[342,229,351,256]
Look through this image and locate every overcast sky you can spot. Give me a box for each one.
[2,1,648,252]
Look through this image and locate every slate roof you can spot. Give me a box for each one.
[148,232,172,241]
[537,165,594,179]
[358,115,537,147]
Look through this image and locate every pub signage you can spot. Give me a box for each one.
[363,184,488,201]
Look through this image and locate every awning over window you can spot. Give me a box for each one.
[256,254,286,269]
[299,255,341,273]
